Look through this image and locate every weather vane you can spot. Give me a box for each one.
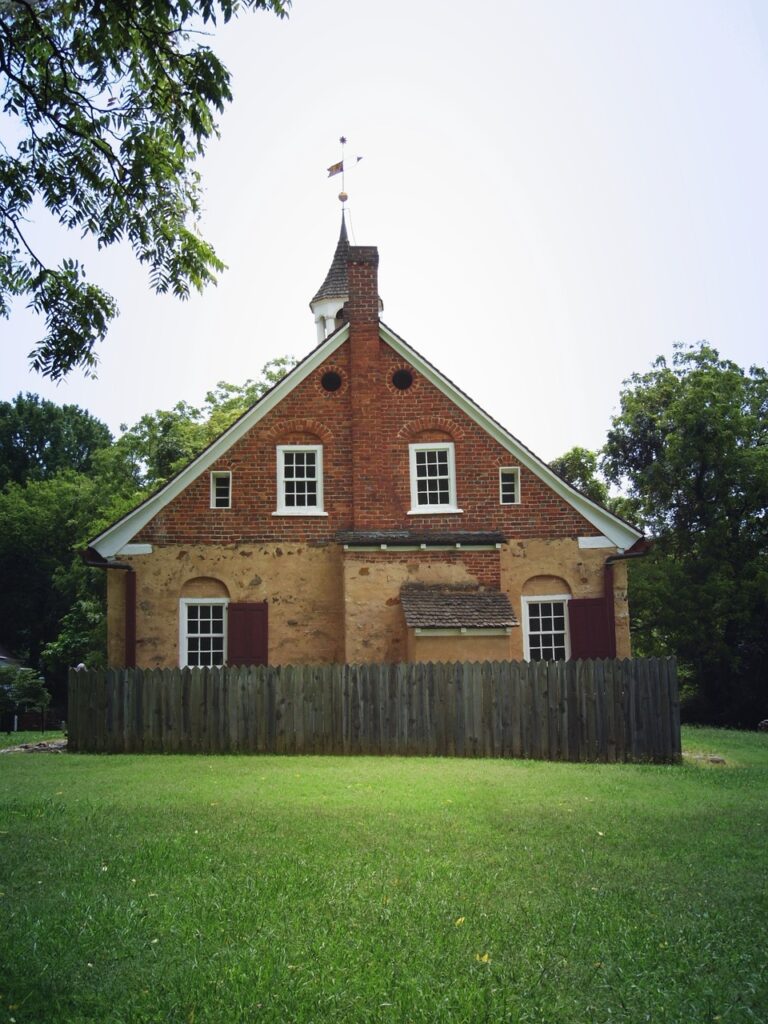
[327,135,362,206]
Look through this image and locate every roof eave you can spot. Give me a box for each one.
[89,324,351,558]
[378,321,643,551]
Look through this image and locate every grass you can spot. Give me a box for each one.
[0,727,766,1024]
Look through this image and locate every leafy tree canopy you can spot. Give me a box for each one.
[0,665,51,712]
[0,0,289,380]
[0,358,295,694]
[113,356,296,488]
[0,392,112,486]
[550,446,610,506]
[602,343,768,541]
[602,342,768,725]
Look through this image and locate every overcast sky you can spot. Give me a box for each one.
[2,0,767,461]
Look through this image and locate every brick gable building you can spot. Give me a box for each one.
[88,218,644,669]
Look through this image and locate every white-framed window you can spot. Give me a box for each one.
[408,442,461,514]
[275,445,326,515]
[523,595,571,661]
[499,466,520,505]
[179,598,228,667]
[210,471,232,509]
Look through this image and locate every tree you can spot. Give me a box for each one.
[602,343,768,725]
[0,666,51,732]
[0,0,289,380]
[0,392,112,486]
[550,446,610,505]
[114,356,296,488]
[0,471,105,672]
[549,445,638,522]
[0,359,295,699]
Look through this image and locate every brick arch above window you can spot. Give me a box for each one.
[397,416,466,441]
[265,417,334,445]
[180,576,230,599]
[491,452,522,468]
[410,428,453,443]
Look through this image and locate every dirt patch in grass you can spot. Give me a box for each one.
[0,738,67,754]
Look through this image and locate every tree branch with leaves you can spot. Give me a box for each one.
[0,0,289,379]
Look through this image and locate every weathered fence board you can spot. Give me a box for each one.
[68,658,680,762]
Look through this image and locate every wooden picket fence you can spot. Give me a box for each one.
[67,658,680,762]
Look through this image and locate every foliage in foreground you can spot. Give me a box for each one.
[0,730,766,1023]
[1,0,289,379]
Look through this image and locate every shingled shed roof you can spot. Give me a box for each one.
[310,213,350,304]
[400,584,518,629]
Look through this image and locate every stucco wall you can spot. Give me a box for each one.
[500,538,631,658]
[406,629,513,663]
[107,538,631,667]
[341,549,500,663]
[108,543,344,668]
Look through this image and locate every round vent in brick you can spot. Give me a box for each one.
[321,370,343,393]
[392,369,414,391]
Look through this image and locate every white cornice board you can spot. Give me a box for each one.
[90,326,350,557]
[90,321,641,558]
[378,324,641,551]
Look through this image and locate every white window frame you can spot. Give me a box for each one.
[274,444,327,516]
[499,466,521,505]
[210,471,232,509]
[179,598,229,668]
[407,442,462,514]
[522,594,571,661]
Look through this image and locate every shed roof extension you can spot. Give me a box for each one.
[400,584,518,629]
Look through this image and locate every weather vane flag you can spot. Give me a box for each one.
[327,136,362,205]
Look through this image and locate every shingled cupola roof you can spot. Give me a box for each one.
[311,212,350,307]
[310,212,383,342]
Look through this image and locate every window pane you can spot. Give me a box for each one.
[186,604,225,666]
[414,447,451,506]
[500,469,517,503]
[527,600,567,661]
[282,450,318,508]
[213,474,230,507]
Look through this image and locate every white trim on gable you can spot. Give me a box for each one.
[378,323,641,550]
[578,536,615,549]
[89,317,641,558]
[117,544,153,556]
[89,325,350,557]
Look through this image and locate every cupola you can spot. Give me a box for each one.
[310,212,382,342]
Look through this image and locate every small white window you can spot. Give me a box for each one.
[210,471,231,509]
[275,445,326,515]
[499,467,520,505]
[523,595,571,661]
[179,599,228,667]
[408,442,461,514]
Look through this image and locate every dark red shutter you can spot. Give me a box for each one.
[227,602,269,666]
[568,598,615,659]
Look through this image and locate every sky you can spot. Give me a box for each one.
[2,0,767,462]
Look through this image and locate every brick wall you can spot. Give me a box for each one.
[135,341,597,546]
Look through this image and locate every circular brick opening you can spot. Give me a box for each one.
[321,370,343,393]
[392,369,414,391]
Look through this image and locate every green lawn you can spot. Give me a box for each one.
[0,727,766,1024]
